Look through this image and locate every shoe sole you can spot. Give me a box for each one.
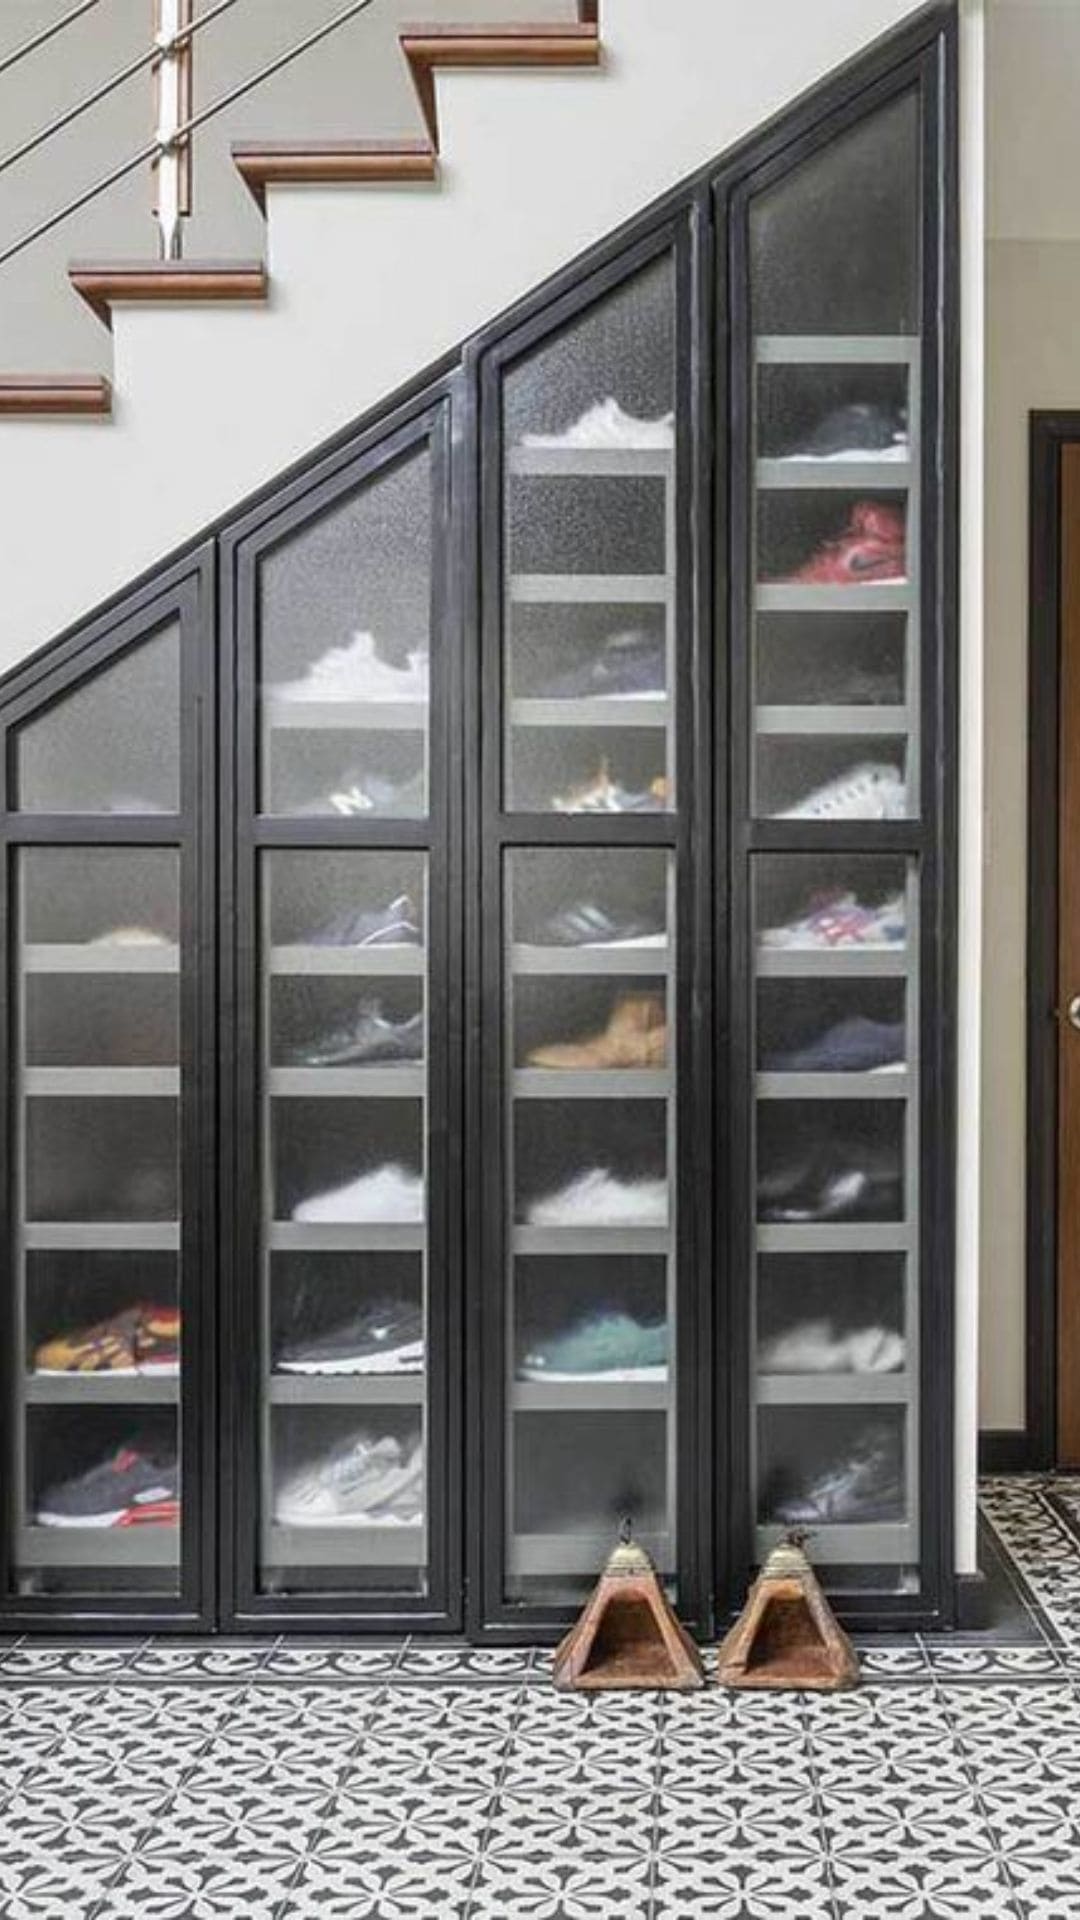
[518,1365,667,1383]
[277,1347,425,1376]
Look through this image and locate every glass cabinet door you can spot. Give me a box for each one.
[232,412,455,1623]
[741,88,928,1599]
[2,597,205,1617]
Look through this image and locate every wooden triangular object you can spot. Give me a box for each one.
[716,1536,860,1691]
[552,1530,705,1691]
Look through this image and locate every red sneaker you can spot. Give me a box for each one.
[771,499,906,585]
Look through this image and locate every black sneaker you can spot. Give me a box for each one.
[288,1001,424,1068]
[763,1422,904,1524]
[537,901,666,948]
[277,1300,424,1375]
[779,402,907,462]
[37,1443,179,1528]
[308,894,421,947]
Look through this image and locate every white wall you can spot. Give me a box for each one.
[0,0,932,661]
[979,0,1080,1430]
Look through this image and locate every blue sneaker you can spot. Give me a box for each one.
[519,1311,668,1382]
[537,629,665,701]
[763,1015,904,1074]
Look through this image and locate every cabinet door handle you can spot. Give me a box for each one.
[1069,994,1080,1032]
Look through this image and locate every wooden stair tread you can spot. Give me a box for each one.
[401,20,601,147]
[69,260,268,328]
[232,139,437,207]
[0,374,111,416]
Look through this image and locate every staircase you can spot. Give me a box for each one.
[0,0,924,661]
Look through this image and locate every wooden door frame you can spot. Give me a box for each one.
[990,413,1080,1471]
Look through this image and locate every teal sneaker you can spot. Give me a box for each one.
[519,1311,668,1383]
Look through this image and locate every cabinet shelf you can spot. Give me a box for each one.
[756,1372,911,1406]
[23,1222,181,1251]
[269,1374,425,1406]
[270,946,424,977]
[755,705,909,736]
[512,1379,669,1412]
[756,458,912,491]
[508,446,673,478]
[265,699,428,732]
[268,1524,424,1568]
[756,946,907,978]
[268,1067,425,1098]
[513,1225,669,1256]
[508,1531,671,1577]
[754,335,920,365]
[269,1222,425,1252]
[756,1070,908,1100]
[23,1067,180,1097]
[23,944,179,975]
[756,1223,911,1254]
[512,944,668,977]
[755,584,914,614]
[26,1374,178,1405]
[509,574,669,606]
[17,1526,179,1568]
[510,698,668,730]
[755,1520,914,1565]
[513,1068,670,1100]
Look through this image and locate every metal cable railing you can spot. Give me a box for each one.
[0,0,105,79]
[0,0,381,271]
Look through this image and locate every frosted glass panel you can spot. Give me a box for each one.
[16,624,180,814]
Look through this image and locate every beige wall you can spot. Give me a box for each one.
[980,1,1080,1429]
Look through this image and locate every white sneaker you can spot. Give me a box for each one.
[759,890,906,951]
[522,397,674,452]
[527,1168,668,1227]
[274,1433,423,1527]
[292,1163,424,1224]
[272,631,429,704]
[759,1319,905,1374]
[778,762,907,821]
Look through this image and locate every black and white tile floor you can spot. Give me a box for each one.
[3,1477,1080,1917]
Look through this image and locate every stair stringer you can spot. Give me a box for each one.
[0,0,929,665]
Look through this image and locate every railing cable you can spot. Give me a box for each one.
[0,0,105,79]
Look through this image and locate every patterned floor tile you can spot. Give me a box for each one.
[466,1852,651,1919]
[653,1785,823,1855]
[653,1850,834,1918]
[283,1848,476,1918]
[483,1789,657,1858]
[313,1786,493,1857]
[830,1850,1020,1918]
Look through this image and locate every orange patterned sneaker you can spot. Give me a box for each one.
[135,1304,181,1376]
[34,1308,141,1375]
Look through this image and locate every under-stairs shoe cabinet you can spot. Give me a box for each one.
[0,7,955,1634]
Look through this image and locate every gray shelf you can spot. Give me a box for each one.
[509,574,668,606]
[23,944,179,975]
[268,1524,424,1568]
[513,1225,669,1256]
[268,1067,425,1098]
[269,1222,425,1253]
[756,458,912,491]
[23,1067,180,1097]
[755,583,913,614]
[511,698,668,730]
[756,946,907,978]
[755,705,909,736]
[754,335,920,365]
[512,1069,670,1100]
[270,945,424,977]
[509,1530,671,1578]
[756,1372,912,1407]
[756,1070,909,1100]
[755,1520,915,1565]
[266,699,427,732]
[18,1526,179,1568]
[509,446,673,478]
[512,944,668,977]
[512,1379,669,1412]
[756,1223,912,1254]
[25,1374,178,1405]
[269,1374,425,1406]
[23,1222,181,1251]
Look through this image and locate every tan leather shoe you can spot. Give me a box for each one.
[527,993,667,1070]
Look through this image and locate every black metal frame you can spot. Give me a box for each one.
[0,0,957,1634]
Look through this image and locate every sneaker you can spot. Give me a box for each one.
[519,1310,668,1382]
[272,632,429,704]
[89,926,172,947]
[536,902,667,949]
[308,895,422,948]
[759,1318,905,1374]
[759,889,905,950]
[292,1163,424,1224]
[526,1168,668,1227]
[536,630,666,701]
[37,1443,179,1529]
[770,500,906,585]
[526,993,667,1070]
[274,1431,423,1527]
[763,1015,905,1074]
[552,760,669,813]
[288,1001,424,1068]
[777,762,907,820]
[758,1155,900,1225]
[277,1300,424,1375]
[34,1303,180,1377]
[776,403,908,463]
[522,398,674,451]
[763,1422,903,1525]
[313,769,425,817]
